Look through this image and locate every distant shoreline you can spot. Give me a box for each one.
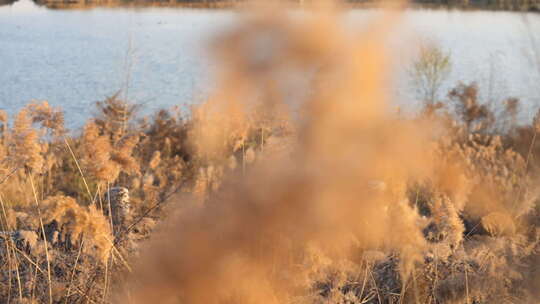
[2,0,539,11]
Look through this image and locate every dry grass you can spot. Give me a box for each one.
[1,2,540,304]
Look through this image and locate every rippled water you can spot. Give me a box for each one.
[1,0,539,126]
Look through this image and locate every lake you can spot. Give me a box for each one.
[1,0,539,127]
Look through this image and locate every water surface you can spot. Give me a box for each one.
[1,1,539,126]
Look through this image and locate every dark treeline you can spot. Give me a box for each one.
[2,0,536,10]
[350,0,540,10]
[407,0,540,11]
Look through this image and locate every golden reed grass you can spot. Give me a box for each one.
[0,1,539,303]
